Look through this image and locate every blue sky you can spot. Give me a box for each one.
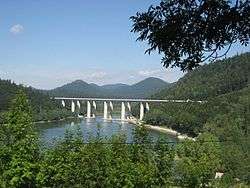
[0,0,249,89]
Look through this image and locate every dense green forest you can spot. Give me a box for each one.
[0,91,243,187]
[143,53,250,185]
[155,53,250,100]
[0,79,72,123]
[146,53,250,136]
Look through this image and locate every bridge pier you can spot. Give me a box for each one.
[71,101,75,113]
[93,101,96,109]
[87,101,91,118]
[146,102,149,111]
[77,100,81,109]
[139,102,144,120]
[127,102,131,111]
[93,101,97,117]
[109,101,113,110]
[127,102,131,119]
[121,102,126,121]
[62,100,66,107]
[103,101,108,119]
[109,101,113,120]
[91,101,96,118]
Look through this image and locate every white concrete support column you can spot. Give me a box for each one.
[62,100,66,107]
[127,102,131,119]
[93,101,97,110]
[109,101,113,111]
[121,102,126,121]
[139,102,144,120]
[127,102,131,112]
[77,101,81,109]
[92,101,96,118]
[71,101,75,113]
[104,101,108,119]
[146,102,149,111]
[87,101,91,118]
[109,101,113,120]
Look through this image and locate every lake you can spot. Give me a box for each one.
[36,116,178,146]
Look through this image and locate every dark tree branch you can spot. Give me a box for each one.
[131,0,250,71]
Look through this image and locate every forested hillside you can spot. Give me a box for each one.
[155,53,250,100]
[47,77,169,98]
[144,53,250,183]
[0,79,71,122]
[48,80,105,98]
[147,53,250,135]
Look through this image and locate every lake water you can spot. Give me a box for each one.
[36,117,177,146]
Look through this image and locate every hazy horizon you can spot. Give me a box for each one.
[4,76,173,90]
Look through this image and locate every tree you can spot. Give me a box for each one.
[131,0,250,71]
[175,133,221,187]
[154,136,175,186]
[0,90,39,187]
[204,114,250,184]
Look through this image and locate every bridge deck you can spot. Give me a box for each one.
[53,97,206,103]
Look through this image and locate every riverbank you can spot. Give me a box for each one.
[34,116,77,124]
[127,117,195,141]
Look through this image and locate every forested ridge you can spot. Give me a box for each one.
[155,52,250,100]
[144,52,250,184]
[0,79,71,123]
[146,53,250,135]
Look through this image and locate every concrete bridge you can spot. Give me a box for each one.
[53,97,205,121]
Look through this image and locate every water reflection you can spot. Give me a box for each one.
[36,116,177,146]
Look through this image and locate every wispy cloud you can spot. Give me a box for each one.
[134,68,185,84]
[138,69,161,76]
[87,71,107,79]
[10,24,24,35]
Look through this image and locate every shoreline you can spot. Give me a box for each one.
[34,116,77,124]
[127,118,195,141]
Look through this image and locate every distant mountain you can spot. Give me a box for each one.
[131,77,169,97]
[106,77,170,98]
[101,83,129,90]
[47,77,170,98]
[48,80,106,98]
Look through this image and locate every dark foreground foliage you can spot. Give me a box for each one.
[1,91,241,187]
